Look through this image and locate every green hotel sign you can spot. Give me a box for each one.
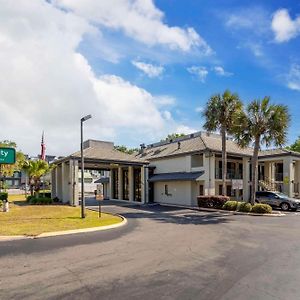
[0,147,16,164]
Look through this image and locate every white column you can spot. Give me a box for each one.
[118,167,123,200]
[56,164,62,200]
[128,166,134,202]
[109,169,114,199]
[243,157,250,202]
[271,162,276,182]
[51,168,56,198]
[204,153,215,196]
[209,154,215,195]
[295,161,300,197]
[265,162,271,180]
[68,159,79,206]
[283,157,293,197]
[141,166,148,204]
[61,162,70,204]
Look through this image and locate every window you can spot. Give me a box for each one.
[191,154,203,168]
[165,184,169,195]
[226,185,233,197]
[199,185,204,196]
[219,185,223,195]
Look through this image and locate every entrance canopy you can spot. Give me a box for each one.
[51,140,149,205]
[54,140,148,170]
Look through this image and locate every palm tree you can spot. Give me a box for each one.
[22,160,52,196]
[234,97,290,204]
[203,90,243,195]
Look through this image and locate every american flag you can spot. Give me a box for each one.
[41,131,46,161]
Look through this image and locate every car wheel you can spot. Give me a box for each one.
[280,202,290,211]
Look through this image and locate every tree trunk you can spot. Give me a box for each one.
[221,127,227,196]
[251,136,260,204]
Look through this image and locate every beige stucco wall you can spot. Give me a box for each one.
[191,180,205,206]
[150,156,191,173]
[154,181,192,206]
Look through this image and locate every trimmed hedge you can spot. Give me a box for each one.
[223,201,238,211]
[29,197,53,205]
[39,192,51,198]
[251,203,272,214]
[0,192,8,201]
[238,202,252,213]
[197,196,230,209]
[26,195,35,202]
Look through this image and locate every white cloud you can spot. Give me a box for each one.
[0,0,191,155]
[175,125,197,135]
[287,64,300,91]
[213,66,233,77]
[54,0,212,54]
[195,106,204,114]
[132,60,164,78]
[224,7,270,58]
[153,95,176,107]
[272,9,300,43]
[225,6,270,35]
[187,66,208,82]
[162,110,172,121]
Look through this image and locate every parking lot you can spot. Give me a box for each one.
[1,200,300,300]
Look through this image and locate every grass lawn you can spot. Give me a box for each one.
[0,195,122,236]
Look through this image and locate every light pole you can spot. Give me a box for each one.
[80,114,92,218]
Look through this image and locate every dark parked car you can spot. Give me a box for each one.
[256,191,300,211]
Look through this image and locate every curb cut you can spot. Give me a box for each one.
[0,214,127,242]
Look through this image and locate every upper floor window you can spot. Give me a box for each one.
[191,154,203,168]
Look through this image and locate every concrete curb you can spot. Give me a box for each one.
[0,214,127,242]
[160,203,285,217]
[198,207,286,217]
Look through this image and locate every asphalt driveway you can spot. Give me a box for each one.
[1,200,300,300]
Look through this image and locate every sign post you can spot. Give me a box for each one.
[0,147,16,211]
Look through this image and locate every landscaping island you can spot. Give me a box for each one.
[0,194,122,236]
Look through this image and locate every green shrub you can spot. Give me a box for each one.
[0,192,8,201]
[237,202,252,213]
[39,192,51,198]
[197,196,230,209]
[0,200,2,207]
[26,195,34,202]
[29,197,53,205]
[52,197,60,203]
[251,203,272,214]
[223,200,239,211]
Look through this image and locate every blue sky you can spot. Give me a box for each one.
[79,0,300,145]
[0,0,300,155]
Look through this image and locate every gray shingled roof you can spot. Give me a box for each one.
[71,147,148,164]
[137,134,207,160]
[259,148,300,158]
[201,133,253,156]
[148,171,205,182]
[136,131,253,160]
[54,146,148,165]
